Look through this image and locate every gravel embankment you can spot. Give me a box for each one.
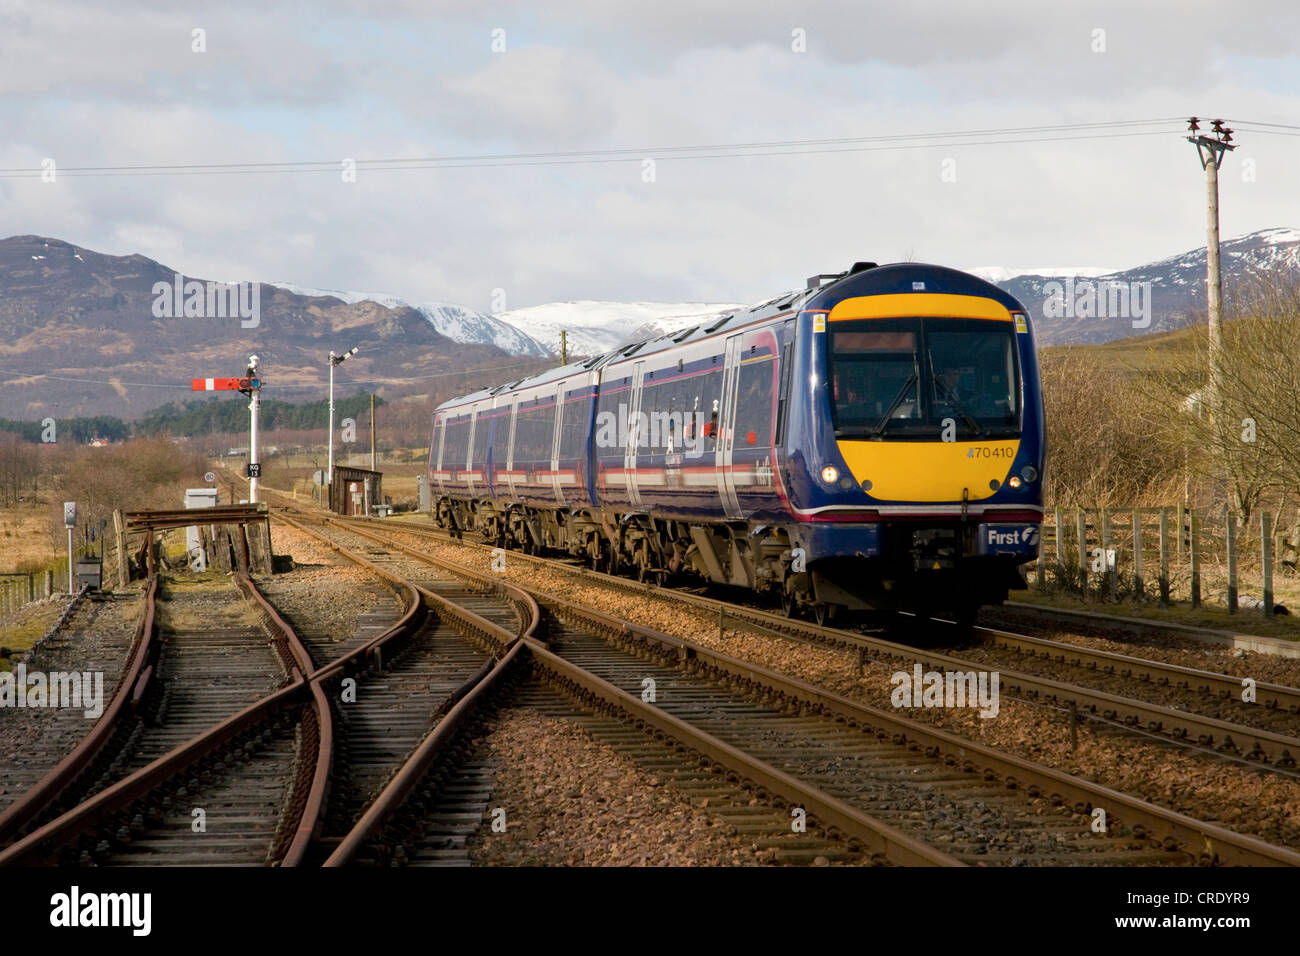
[360,526,1300,850]
[258,521,405,666]
[466,707,790,866]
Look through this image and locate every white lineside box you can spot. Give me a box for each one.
[184,488,220,572]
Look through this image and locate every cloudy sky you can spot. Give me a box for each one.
[2,1,1298,313]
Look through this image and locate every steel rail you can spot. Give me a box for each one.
[0,573,326,866]
[529,586,1300,867]
[0,575,159,845]
[329,514,1300,769]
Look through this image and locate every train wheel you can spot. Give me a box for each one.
[781,589,797,618]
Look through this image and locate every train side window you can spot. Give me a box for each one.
[492,406,511,467]
[736,352,775,449]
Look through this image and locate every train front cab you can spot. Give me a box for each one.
[784,275,1046,623]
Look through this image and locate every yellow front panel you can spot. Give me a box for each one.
[828,294,1014,323]
[836,439,1020,502]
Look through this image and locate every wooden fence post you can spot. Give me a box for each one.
[1076,509,1088,596]
[1189,513,1201,608]
[113,509,129,588]
[1054,507,1065,583]
[1226,510,1238,614]
[1262,511,1274,616]
[1132,509,1144,600]
[1158,509,1171,606]
[45,569,54,598]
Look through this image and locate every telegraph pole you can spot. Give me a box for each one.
[559,330,568,364]
[369,392,376,471]
[1186,117,1236,422]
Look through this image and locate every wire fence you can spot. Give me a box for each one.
[0,531,112,623]
[1029,505,1295,615]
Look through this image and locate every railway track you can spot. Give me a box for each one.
[0,571,327,866]
[300,508,1300,775]
[0,589,144,821]
[272,513,519,864]
[277,501,1300,867]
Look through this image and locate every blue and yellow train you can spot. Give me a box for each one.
[429,262,1045,625]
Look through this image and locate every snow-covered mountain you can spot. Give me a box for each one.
[493,300,747,358]
[272,227,1300,357]
[268,285,741,359]
[988,228,1300,346]
[966,265,1121,283]
[269,282,551,357]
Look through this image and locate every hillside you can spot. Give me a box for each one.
[0,236,550,421]
[996,228,1300,346]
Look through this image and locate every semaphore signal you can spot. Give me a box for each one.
[192,356,263,503]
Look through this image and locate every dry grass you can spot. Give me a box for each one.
[0,599,65,670]
[0,501,60,573]
[155,576,262,631]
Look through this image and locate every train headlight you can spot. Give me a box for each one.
[820,465,839,484]
[1008,475,1022,488]
[1020,465,1039,483]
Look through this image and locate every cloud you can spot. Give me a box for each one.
[0,0,1297,312]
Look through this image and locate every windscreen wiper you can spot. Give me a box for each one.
[934,377,985,437]
[872,372,918,436]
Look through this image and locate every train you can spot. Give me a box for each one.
[427,261,1046,627]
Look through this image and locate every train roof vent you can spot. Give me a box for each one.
[671,325,699,342]
[806,272,846,290]
[849,261,878,274]
[704,310,739,333]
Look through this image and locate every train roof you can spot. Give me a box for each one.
[805,261,1026,314]
[435,262,1026,413]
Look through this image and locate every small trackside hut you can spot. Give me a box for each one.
[330,465,383,516]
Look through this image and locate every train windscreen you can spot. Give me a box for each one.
[829,318,1020,438]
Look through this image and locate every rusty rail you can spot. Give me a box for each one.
[0,575,159,845]
[531,587,1300,867]
[0,573,336,866]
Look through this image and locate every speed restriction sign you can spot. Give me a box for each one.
[247,463,262,479]
[204,471,215,483]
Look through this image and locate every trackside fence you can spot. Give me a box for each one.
[1029,506,1296,616]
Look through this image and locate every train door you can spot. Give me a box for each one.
[716,335,743,518]
[466,409,480,494]
[502,395,519,498]
[432,414,446,496]
[624,362,645,509]
[549,380,566,506]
